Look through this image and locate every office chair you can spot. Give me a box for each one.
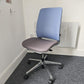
[22,7,64,84]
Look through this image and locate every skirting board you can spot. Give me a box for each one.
[0,49,27,84]
[47,47,84,57]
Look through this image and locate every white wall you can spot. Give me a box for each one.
[23,0,84,56]
[0,0,26,83]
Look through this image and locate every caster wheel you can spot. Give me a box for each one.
[27,60,31,64]
[41,65,45,69]
[48,78,55,84]
[58,64,64,69]
[24,75,29,80]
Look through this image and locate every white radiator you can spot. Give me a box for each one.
[57,22,80,48]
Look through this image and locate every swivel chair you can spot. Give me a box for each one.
[22,7,64,84]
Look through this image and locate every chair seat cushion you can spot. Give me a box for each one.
[22,37,58,52]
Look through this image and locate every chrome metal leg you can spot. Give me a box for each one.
[26,61,41,75]
[28,58,41,62]
[44,64,53,80]
[44,60,62,65]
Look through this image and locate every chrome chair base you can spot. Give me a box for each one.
[24,54,64,84]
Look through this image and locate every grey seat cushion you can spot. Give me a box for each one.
[22,37,58,52]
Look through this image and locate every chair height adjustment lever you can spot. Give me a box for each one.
[49,49,53,51]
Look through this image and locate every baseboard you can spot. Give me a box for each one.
[47,47,84,57]
[0,49,27,84]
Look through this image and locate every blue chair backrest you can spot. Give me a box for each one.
[36,7,62,41]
